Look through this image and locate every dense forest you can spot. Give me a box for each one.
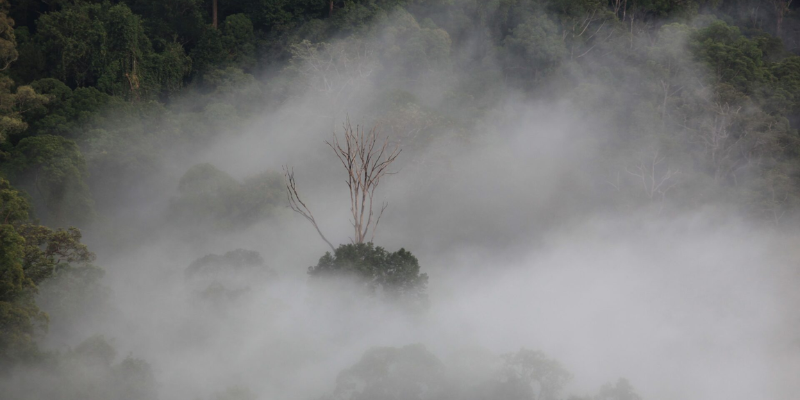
[1,1,799,399]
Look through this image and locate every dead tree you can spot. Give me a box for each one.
[328,119,400,244]
[625,148,681,213]
[701,103,742,183]
[284,119,400,250]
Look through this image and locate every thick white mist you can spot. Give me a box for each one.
[79,96,800,400]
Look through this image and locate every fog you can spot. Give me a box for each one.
[4,6,800,400]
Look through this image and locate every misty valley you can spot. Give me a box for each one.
[1,1,800,400]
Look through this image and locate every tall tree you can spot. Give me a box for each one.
[285,119,400,250]
[213,0,218,28]
[0,178,95,365]
[772,0,794,36]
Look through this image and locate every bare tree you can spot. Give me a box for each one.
[288,40,377,96]
[701,103,743,183]
[625,148,681,212]
[328,119,400,244]
[284,119,400,250]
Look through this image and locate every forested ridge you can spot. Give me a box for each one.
[1,1,799,399]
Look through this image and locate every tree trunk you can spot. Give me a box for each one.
[329,0,334,17]
[212,0,218,29]
[774,0,794,37]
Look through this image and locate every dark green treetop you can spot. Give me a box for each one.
[309,242,428,306]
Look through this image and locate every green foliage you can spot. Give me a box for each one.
[0,76,49,141]
[6,0,793,227]
[0,222,37,364]
[27,78,111,138]
[374,9,452,77]
[770,56,800,115]
[593,378,643,400]
[35,2,109,88]
[622,0,703,18]
[186,248,268,278]
[0,176,31,223]
[690,21,768,92]
[3,1,799,396]
[4,135,94,227]
[186,249,274,305]
[0,0,18,71]
[36,263,108,342]
[325,345,642,400]
[191,13,257,78]
[169,163,283,230]
[221,14,257,70]
[17,224,95,285]
[200,66,263,110]
[34,2,190,99]
[0,178,96,366]
[2,335,158,400]
[191,27,227,76]
[500,348,573,400]
[327,344,446,400]
[309,243,428,306]
[125,0,206,45]
[503,13,566,84]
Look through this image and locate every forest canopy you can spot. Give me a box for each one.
[0,0,799,399]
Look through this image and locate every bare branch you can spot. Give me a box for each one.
[285,118,400,249]
[325,119,399,244]
[283,166,336,253]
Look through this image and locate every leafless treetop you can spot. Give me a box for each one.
[284,118,400,251]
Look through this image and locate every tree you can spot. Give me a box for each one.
[326,344,445,400]
[4,135,94,227]
[185,248,271,279]
[286,38,378,102]
[220,14,257,70]
[0,222,36,364]
[213,0,219,28]
[0,0,18,71]
[772,0,794,36]
[0,76,49,141]
[327,119,400,244]
[549,0,615,59]
[594,378,642,400]
[284,119,400,251]
[0,178,95,365]
[2,335,158,400]
[191,15,259,77]
[124,0,205,46]
[502,13,566,84]
[690,21,768,93]
[27,79,111,138]
[499,348,573,400]
[169,163,283,230]
[185,248,275,304]
[309,242,428,306]
[36,2,190,99]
